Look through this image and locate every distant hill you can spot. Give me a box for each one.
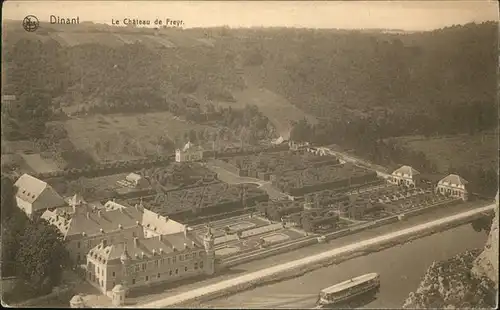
[2,21,497,139]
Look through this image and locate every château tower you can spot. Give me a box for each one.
[120,243,131,296]
[203,226,215,275]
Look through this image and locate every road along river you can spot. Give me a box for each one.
[203,223,488,308]
[137,203,494,308]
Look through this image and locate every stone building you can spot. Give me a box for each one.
[175,141,203,163]
[14,173,66,218]
[41,200,186,265]
[435,174,469,201]
[388,165,421,188]
[85,227,215,294]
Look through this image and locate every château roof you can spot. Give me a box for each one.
[42,201,185,240]
[438,174,469,186]
[392,165,420,177]
[88,233,203,264]
[14,174,65,207]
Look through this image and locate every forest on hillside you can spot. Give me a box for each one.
[1,22,497,182]
[2,22,497,135]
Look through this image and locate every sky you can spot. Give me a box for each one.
[3,0,499,31]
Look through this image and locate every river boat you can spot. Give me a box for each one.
[316,273,380,307]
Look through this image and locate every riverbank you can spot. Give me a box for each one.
[203,225,489,309]
[136,203,494,308]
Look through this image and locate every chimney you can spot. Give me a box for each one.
[192,240,195,247]
[165,216,169,222]
[81,232,86,237]
[136,220,140,226]
[184,225,188,239]
[184,242,187,250]
[98,210,102,218]
[100,228,104,234]
[159,248,164,254]
[157,235,162,242]
[141,251,145,259]
[133,237,139,248]
[172,246,177,252]
[152,249,156,256]
[86,212,90,219]
[135,204,139,211]
[118,224,123,229]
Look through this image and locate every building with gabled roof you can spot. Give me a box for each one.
[388,165,421,188]
[14,173,66,218]
[41,200,186,264]
[85,227,215,295]
[124,173,148,188]
[175,141,203,163]
[436,174,470,201]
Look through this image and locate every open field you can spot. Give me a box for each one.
[0,154,36,174]
[20,153,60,173]
[62,112,216,162]
[48,172,131,199]
[214,66,317,140]
[390,130,498,173]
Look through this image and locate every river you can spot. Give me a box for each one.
[204,224,488,309]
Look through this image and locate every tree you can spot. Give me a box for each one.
[15,218,70,295]
[1,174,17,221]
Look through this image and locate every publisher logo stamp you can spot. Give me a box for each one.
[23,15,39,32]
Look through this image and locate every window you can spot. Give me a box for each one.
[101,280,103,287]
[200,261,204,268]
[175,269,178,274]
[97,267,100,274]
[193,252,197,258]
[145,276,149,282]
[172,256,176,263]
[184,266,188,272]
[167,258,171,264]
[101,269,104,276]
[141,263,146,271]
[113,281,115,287]
[199,251,204,256]
[169,270,172,276]
[135,265,140,272]
[112,272,115,277]
[179,255,184,262]
[194,263,198,270]
[77,254,81,263]
[132,279,136,285]
[157,273,161,279]
[154,260,159,267]
[77,242,81,249]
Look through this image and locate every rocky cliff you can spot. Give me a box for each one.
[471,192,499,286]
[403,194,499,309]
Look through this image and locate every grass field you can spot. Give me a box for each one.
[20,153,61,173]
[62,112,217,163]
[392,130,498,173]
[220,66,317,140]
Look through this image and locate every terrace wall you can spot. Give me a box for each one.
[35,156,173,181]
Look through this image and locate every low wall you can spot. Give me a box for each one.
[11,285,74,307]
[402,199,461,218]
[176,207,493,307]
[214,202,466,270]
[221,236,317,268]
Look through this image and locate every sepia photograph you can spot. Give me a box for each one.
[1,0,499,308]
